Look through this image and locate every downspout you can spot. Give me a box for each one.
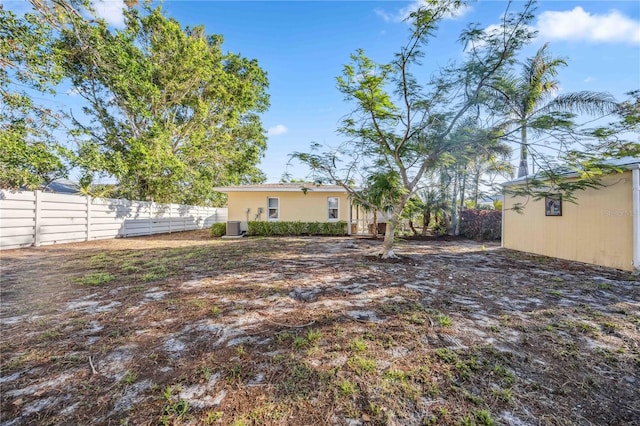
[632,166,640,272]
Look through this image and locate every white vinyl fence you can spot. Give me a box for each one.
[0,190,228,250]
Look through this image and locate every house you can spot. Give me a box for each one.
[501,158,640,271]
[40,178,80,194]
[211,183,371,235]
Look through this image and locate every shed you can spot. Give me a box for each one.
[501,158,640,271]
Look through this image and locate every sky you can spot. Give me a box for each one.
[4,0,640,183]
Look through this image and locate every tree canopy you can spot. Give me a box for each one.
[292,0,637,257]
[0,6,70,189]
[1,1,270,205]
[293,0,536,257]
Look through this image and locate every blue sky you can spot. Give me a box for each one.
[5,0,640,182]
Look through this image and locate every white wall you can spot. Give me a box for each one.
[0,190,228,250]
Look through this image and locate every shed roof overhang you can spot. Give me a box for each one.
[501,157,640,187]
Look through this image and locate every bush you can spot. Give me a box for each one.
[210,222,226,237]
[247,221,347,236]
[459,209,502,241]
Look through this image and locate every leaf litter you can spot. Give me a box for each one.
[0,230,638,425]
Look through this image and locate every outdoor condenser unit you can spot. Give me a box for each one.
[226,221,241,236]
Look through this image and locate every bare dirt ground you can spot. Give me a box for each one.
[1,230,638,426]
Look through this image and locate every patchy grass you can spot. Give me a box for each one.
[77,272,116,286]
[0,230,638,425]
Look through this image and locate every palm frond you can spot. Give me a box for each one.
[541,91,618,116]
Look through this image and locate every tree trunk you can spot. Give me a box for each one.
[450,169,459,236]
[409,220,418,236]
[455,168,467,236]
[473,167,481,208]
[422,211,430,236]
[380,202,407,258]
[371,209,378,239]
[517,126,528,178]
[381,218,397,258]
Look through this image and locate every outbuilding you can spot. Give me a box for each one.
[502,158,640,271]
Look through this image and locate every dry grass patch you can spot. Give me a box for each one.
[1,230,638,425]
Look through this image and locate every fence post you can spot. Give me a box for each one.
[86,195,92,242]
[149,202,153,235]
[34,190,42,247]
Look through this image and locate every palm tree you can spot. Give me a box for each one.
[491,43,617,178]
[417,188,450,236]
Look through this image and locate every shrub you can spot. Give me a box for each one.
[247,221,347,236]
[210,222,226,237]
[459,209,501,241]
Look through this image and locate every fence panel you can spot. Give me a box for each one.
[0,192,36,249]
[0,190,227,249]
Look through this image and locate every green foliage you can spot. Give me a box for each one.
[247,221,347,236]
[2,2,269,204]
[348,337,368,353]
[347,355,376,374]
[459,210,502,241]
[0,7,70,189]
[292,1,538,256]
[59,5,270,205]
[78,272,116,286]
[337,379,357,396]
[210,222,226,237]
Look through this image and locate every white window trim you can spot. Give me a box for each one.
[267,197,279,221]
[327,196,339,221]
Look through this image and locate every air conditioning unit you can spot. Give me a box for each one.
[226,221,241,236]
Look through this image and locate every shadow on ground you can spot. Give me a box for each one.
[1,230,638,425]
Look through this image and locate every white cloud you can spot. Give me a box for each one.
[536,7,640,44]
[583,76,595,83]
[375,0,471,24]
[267,124,288,136]
[91,0,126,28]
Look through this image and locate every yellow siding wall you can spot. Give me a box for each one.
[503,171,634,271]
[227,191,349,225]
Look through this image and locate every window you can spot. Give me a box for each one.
[268,197,279,220]
[545,195,562,216]
[328,197,339,221]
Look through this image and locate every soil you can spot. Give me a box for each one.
[0,230,638,425]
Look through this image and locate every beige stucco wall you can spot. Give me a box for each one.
[503,171,634,271]
[226,191,350,226]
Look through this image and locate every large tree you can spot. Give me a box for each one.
[2,1,270,205]
[58,5,269,204]
[0,6,70,189]
[293,0,536,257]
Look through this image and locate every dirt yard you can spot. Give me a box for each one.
[1,230,638,425]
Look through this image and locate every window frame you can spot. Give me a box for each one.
[327,196,339,221]
[544,195,562,216]
[267,197,279,221]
